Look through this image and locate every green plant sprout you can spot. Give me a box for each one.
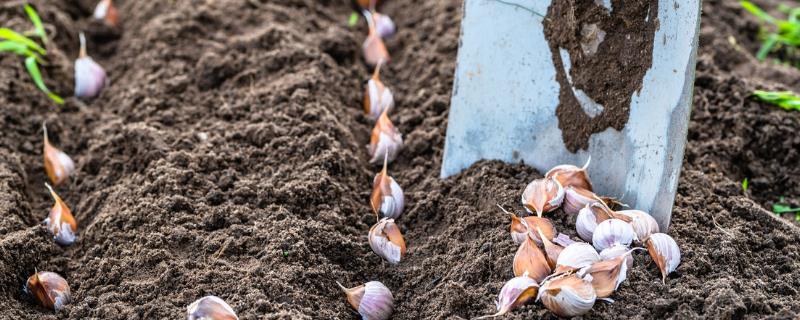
[0,4,63,104]
[751,90,800,111]
[741,178,749,193]
[773,197,800,221]
[741,1,800,61]
[348,12,360,27]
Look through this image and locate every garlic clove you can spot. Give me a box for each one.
[44,183,77,246]
[373,12,396,39]
[599,244,634,269]
[363,61,395,120]
[583,255,628,298]
[476,273,539,319]
[512,233,551,282]
[536,227,563,269]
[26,271,71,311]
[75,33,108,99]
[520,176,564,217]
[554,242,600,274]
[362,11,390,66]
[645,233,681,284]
[93,0,118,27]
[537,273,596,317]
[370,154,404,220]
[563,187,598,215]
[187,296,238,320]
[43,122,75,186]
[368,111,403,165]
[545,157,593,191]
[575,203,598,242]
[337,281,394,320]
[368,218,406,265]
[592,219,636,251]
[498,205,556,245]
[614,209,660,241]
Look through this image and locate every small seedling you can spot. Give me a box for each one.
[741,1,800,62]
[0,4,63,104]
[751,90,800,111]
[741,178,749,193]
[348,12,360,27]
[773,197,800,221]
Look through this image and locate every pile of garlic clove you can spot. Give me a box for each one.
[485,159,682,318]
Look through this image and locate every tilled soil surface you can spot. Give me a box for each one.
[0,0,799,319]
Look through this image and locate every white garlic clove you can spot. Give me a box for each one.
[545,157,593,191]
[537,273,596,317]
[338,281,394,320]
[44,183,77,246]
[373,12,396,39]
[92,0,118,27]
[592,219,636,251]
[520,176,564,217]
[582,254,629,298]
[575,204,598,242]
[614,209,660,241]
[368,112,403,165]
[26,271,71,311]
[476,273,539,319]
[645,233,681,284]
[187,296,238,320]
[363,61,395,120]
[554,242,600,274]
[361,11,390,66]
[368,218,406,265]
[563,187,598,215]
[75,33,108,99]
[370,155,404,219]
[599,244,634,269]
[42,122,76,186]
[512,233,551,283]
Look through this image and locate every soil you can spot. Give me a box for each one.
[544,0,658,152]
[0,0,799,319]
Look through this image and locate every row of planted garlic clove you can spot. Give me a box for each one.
[481,159,682,318]
[336,1,403,320]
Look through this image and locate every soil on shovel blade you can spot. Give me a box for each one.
[0,0,799,319]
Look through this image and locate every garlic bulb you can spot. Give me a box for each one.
[43,122,75,186]
[554,242,600,274]
[337,281,394,320]
[362,11,390,66]
[599,244,633,269]
[499,205,555,245]
[563,187,598,215]
[368,218,406,265]
[583,255,629,298]
[592,219,635,251]
[373,12,396,39]
[26,271,71,311]
[75,33,108,99]
[93,0,118,27]
[545,157,593,191]
[512,233,550,282]
[520,176,564,217]
[363,61,394,120]
[368,112,402,165]
[645,233,681,284]
[537,273,596,317]
[476,274,539,319]
[370,155,404,219]
[614,209,659,241]
[44,183,77,246]
[187,296,238,320]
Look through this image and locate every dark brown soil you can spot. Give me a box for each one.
[0,0,799,319]
[544,0,658,152]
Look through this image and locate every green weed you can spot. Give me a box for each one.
[741,1,800,62]
[751,90,800,111]
[773,197,800,221]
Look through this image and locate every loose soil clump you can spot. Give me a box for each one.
[0,0,799,319]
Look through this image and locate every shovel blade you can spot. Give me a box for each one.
[441,0,701,231]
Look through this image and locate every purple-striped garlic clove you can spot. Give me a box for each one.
[187,296,238,320]
[520,176,564,217]
[475,273,539,319]
[74,33,108,99]
[592,219,636,251]
[368,218,406,265]
[645,233,681,284]
[337,281,394,320]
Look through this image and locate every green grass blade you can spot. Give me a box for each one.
[757,34,779,60]
[741,1,776,23]
[773,203,800,214]
[24,4,47,45]
[0,40,38,57]
[348,12,359,27]
[24,56,63,105]
[752,90,800,111]
[0,28,45,55]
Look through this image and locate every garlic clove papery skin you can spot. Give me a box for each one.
[555,242,600,273]
[645,233,681,284]
[369,218,406,265]
[338,281,394,320]
[368,112,403,165]
[583,256,629,299]
[599,244,634,269]
[545,157,593,191]
[362,11,390,66]
[370,163,404,220]
[537,273,596,318]
[44,183,77,246]
[187,296,239,320]
[26,271,71,311]
[364,78,394,120]
[553,233,577,247]
[374,12,396,39]
[480,274,538,318]
[614,209,660,241]
[43,125,76,186]
[592,219,636,251]
[512,234,551,282]
[563,187,597,215]
[520,177,564,217]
